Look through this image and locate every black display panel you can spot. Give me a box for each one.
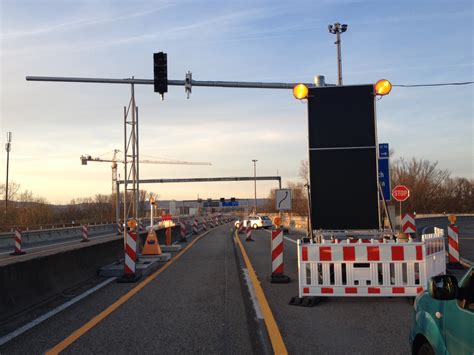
[308,85,376,149]
[307,85,379,230]
[309,149,379,229]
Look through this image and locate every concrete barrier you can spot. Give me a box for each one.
[0,224,116,250]
[0,225,180,321]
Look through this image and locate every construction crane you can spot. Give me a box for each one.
[80,149,211,195]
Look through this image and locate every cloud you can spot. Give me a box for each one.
[1,6,170,39]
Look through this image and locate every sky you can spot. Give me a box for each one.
[0,0,473,204]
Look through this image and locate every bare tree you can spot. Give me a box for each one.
[299,160,309,183]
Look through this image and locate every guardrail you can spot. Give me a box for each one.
[0,224,116,249]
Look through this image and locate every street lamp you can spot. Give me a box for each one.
[4,132,12,225]
[252,159,258,214]
[328,22,348,86]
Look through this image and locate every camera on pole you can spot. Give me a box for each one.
[153,52,168,98]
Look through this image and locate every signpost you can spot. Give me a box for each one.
[378,143,390,200]
[275,189,292,211]
[392,185,410,231]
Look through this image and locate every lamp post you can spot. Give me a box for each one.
[252,159,258,214]
[328,22,348,86]
[4,132,12,225]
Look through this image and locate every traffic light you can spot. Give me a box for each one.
[220,197,225,202]
[153,52,168,96]
[231,197,235,202]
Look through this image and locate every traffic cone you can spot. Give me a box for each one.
[142,229,162,255]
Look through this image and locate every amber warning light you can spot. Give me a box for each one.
[293,84,308,100]
[375,79,392,96]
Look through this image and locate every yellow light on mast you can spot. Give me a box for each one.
[293,84,308,100]
[375,79,392,96]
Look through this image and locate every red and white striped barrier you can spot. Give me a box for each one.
[124,231,137,277]
[10,228,26,255]
[238,221,244,234]
[402,213,416,234]
[193,219,198,234]
[139,222,145,232]
[117,221,122,235]
[81,224,89,242]
[297,231,445,298]
[202,219,207,231]
[270,229,290,283]
[180,222,187,242]
[447,224,461,266]
[245,225,253,242]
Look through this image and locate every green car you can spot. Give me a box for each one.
[410,267,473,354]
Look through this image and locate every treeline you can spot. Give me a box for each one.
[264,158,473,215]
[0,182,156,230]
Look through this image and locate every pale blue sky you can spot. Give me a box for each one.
[1,0,473,204]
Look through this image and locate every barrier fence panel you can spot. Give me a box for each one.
[297,231,445,298]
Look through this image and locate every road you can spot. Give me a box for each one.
[0,223,427,354]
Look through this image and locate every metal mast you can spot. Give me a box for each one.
[328,23,348,86]
[4,132,12,225]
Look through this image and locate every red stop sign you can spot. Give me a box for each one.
[392,185,410,202]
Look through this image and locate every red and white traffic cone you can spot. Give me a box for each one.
[245,225,254,242]
[193,219,198,234]
[10,228,26,255]
[81,224,90,242]
[180,222,187,242]
[270,229,290,283]
[447,224,463,269]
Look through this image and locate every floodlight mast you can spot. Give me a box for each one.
[328,22,348,86]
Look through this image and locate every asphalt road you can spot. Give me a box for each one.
[0,224,254,354]
[237,229,414,354]
[1,220,471,354]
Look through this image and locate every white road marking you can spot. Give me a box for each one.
[242,269,263,320]
[0,277,117,346]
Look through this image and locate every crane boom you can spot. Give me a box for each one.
[80,152,212,195]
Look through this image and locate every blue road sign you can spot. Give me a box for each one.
[222,201,239,207]
[378,143,391,200]
[379,143,389,158]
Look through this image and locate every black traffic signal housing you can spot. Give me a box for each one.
[220,197,225,202]
[153,52,168,96]
[231,197,236,202]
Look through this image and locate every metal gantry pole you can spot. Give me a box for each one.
[136,105,140,220]
[4,132,12,225]
[252,159,258,214]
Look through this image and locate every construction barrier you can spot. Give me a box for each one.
[193,219,198,234]
[81,224,90,243]
[297,229,445,298]
[124,231,137,277]
[271,229,290,283]
[245,225,253,242]
[447,224,461,267]
[202,219,207,231]
[10,228,26,255]
[117,221,122,235]
[402,213,416,234]
[179,222,187,242]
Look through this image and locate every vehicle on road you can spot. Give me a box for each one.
[410,267,474,355]
[235,215,272,229]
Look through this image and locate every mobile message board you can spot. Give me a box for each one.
[308,85,380,230]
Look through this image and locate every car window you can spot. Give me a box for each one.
[457,270,474,311]
[262,216,270,220]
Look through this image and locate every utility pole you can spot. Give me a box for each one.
[328,23,348,86]
[252,159,258,214]
[4,132,12,225]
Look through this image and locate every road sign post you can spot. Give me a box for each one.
[392,185,410,231]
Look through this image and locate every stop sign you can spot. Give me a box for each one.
[392,185,410,202]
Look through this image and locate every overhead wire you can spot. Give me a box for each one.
[393,81,473,87]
